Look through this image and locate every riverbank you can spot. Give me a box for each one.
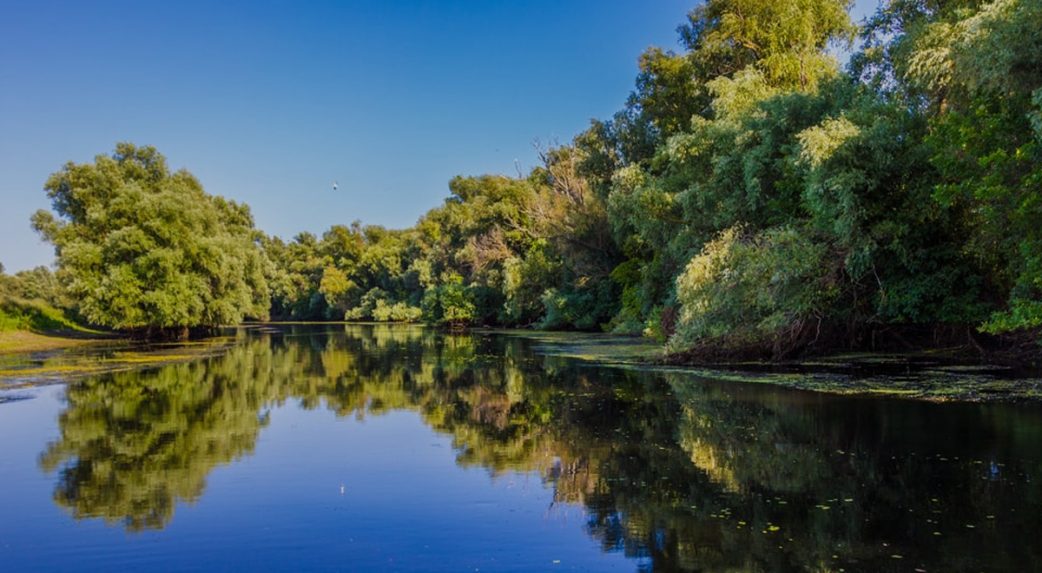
[0,330,111,354]
[0,296,115,354]
[0,333,234,390]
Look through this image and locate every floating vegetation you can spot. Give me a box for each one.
[510,331,1042,402]
[0,336,235,389]
[495,330,663,365]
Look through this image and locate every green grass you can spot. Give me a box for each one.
[0,297,95,334]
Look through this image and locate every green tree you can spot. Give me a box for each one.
[421,274,477,328]
[680,0,855,91]
[670,226,837,357]
[250,0,1040,356]
[31,143,269,336]
[914,0,1042,332]
[318,265,357,315]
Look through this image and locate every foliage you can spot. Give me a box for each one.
[0,296,86,333]
[318,265,356,316]
[0,263,91,333]
[247,0,1040,356]
[670,226,836,354]
[0,265,69,309]
[345,287,421,322]
[32,144,269,334]
[421,275,477,328]
[680,0,855,91]
[261,152,618,332]
[372,301,422,323]
[916,0,1042,332]
[570,0,1039,353]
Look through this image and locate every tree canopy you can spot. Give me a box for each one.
[32,143,269,335]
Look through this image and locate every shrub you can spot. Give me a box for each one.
[669,225,837,355]
[371,300,422,322]
[0,296,89,333]
[421,277,476,328]
[345,287,421,322]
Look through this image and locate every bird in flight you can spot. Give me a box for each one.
[332,180,339,192]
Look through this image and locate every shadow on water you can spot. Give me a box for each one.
[36,324,1042,571]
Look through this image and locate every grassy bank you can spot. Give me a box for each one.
[0,297,112,354]
[0,330,105,354]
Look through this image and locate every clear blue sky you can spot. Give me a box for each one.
[0,0,877,272]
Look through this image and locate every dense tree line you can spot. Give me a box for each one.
[22,0,1042,357]
[0,264,67,308]
[263,165,618,331]
[261,0,1042,358]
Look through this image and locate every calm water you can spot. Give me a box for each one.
[1,325,1041,572]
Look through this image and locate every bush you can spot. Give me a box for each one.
[371,300,422,322]
[669,225,837,355]
[0,296,89,333]
[421,278,476,328]
[345,288,421,322]
[537,279,618,331]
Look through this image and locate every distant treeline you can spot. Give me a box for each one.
[11,0,1042,358]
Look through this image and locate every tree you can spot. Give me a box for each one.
[421,274,477,329]
[680,0,855,91]
[913,0,1042,333]
[318,265,356,315]
[32,143,269,336]
[670,226,837,357]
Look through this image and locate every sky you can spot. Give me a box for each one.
[0,0,878,272]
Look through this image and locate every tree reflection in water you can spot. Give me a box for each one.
[40,325,1042,571]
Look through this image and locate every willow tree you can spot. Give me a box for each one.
[32,143,269,336]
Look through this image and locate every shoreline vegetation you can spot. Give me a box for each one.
[0,295,118,354]
[2,1,1041,378]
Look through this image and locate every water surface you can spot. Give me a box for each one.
[1,324,1040,572]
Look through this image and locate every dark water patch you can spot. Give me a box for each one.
[505,330,1042,401]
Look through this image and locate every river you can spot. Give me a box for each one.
[1,324,1040,571]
